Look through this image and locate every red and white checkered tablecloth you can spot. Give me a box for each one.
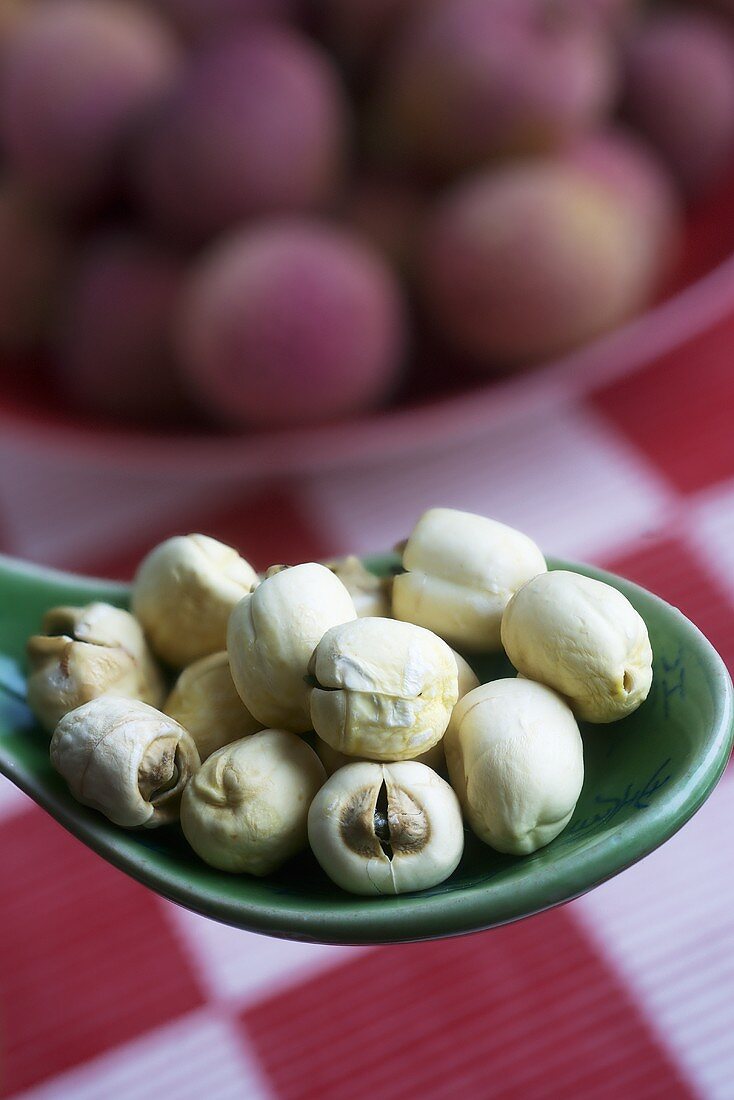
[2,308,734,1099]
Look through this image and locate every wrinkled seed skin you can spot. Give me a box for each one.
[227,563,358,732]
[180,729,326,874]
[50,697,200,829]
[26,602,165,732]
[164,651,262,760]
[310,617,458,761]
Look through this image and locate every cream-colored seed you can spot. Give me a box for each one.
[310,617,459,761]
[50,696,200,828]
[180,730,326,875]
[315,734,446,775]
[313,648,476,774]
[227,562,357,733]
[501,570,653,723]
[308,760,464,895]
[164,651,262,761]
[27,602,164,732]
[452,648,480,698]
[393,507,547,651]
[132,534,258,668]
[324,556,393,618]
[445,678,584,855]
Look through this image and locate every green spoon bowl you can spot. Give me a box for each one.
[0,553,731,944]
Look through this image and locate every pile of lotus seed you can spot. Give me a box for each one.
[26,508,653,896]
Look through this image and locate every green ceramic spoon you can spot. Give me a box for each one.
[0,553,731,945]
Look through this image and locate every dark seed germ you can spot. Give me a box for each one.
[374,780,393,860]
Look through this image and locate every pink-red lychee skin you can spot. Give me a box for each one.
[134,27,349,244]
[149,0,298,42]
[420,163,667,369]
[568,128,682,283]
[374,0,616,177]
[622,12,734,198]
[177,222,408,429]
[57,233,191,423]
[0,185,70,352]
[561,0,638,29]
[0,0,35,47]
[0,0,182,208]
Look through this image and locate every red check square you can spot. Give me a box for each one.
[589,311,734,495]
[0,807,205,1094]
[242,908,694,1100]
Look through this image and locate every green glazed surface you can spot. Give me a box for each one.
[0,553,731,944]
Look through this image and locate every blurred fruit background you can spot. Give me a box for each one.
[1,0,734,435]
